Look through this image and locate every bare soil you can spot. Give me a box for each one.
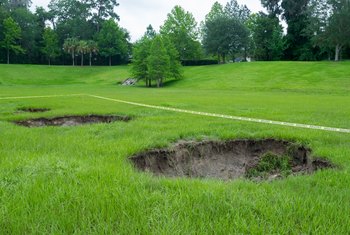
[14,114,131,127]
[17,107,51,113]
[130,139,333,181]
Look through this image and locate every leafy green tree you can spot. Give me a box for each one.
[248,12,285,60]
[9,0,32,9]
[160,5,202,60]
[303,0,333,60]
[144,24,156,39]
[147,36,170,88]
[86,40,98,66]
[163,36,183,80]
[205,1,224,22]
[203,14,249,63]
[261,0,313,60]
[132,37,152,86]
[11,7,43,63]
[132,27,182,88]
[326,0,350,61]
[97,19,128,66]
[305,0,350,61]
[225,0,251,22]
[63,37,79,66]
[42,27,60,65]
[48,0,94,42]
[261,0,282,17]
[85,0,119,31]
[0,17,24,64]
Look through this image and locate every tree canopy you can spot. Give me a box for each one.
[132,28,182,88]
[1,17,24,64]
[160,5,202,60]
[0,0,350,64]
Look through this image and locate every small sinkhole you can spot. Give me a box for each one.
[14,114,131,127]
[17,107,51,113]
[130,139,333,181]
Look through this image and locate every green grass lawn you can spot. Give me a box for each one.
[0,62,349,234]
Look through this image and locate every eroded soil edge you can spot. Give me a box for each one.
[14,114,131,127]
[130,139,333,181]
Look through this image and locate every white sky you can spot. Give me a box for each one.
[31,0,264,41]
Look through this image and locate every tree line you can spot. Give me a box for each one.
[0,0,130,65]
[1,0,350,66]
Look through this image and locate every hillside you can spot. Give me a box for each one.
[1,62,349,95]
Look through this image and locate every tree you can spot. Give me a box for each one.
[248,13,285,60]
[202,1,251,62]
[48,0,95,42]
[42,27,60,65]
[97,19,128,66]
[86,40,98,66]
[205,1,224,22]
[203,13,249,63]
[9,0,32,9]
[132,27,182,88]
[147,36,170,88]
[306,0,350,61]
[63,37,79,66]
[132,37,152,87]
[326,0,350,61]
[163,36,182,80]
[144,24,156,39]
[160,5,202,60]
[11,7,42,63]
[225,0,251,22]
[261,0,282,17]
[0,17,24,64]
[85,0,119,31]
[77,40,88,66]
[261,0,313,60]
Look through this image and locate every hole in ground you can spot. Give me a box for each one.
[17,107,51,113]
[14,114,131,127]
[130,139,333,181]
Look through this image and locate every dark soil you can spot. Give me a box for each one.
[17,107,51,113]
[14,114,131,127]
[130,139,333,181]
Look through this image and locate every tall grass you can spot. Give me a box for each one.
[0,62,349,233]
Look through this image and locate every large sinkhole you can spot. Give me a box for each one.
[130,139,333,181]
[14,114,131,127]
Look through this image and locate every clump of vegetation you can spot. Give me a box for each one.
[132,33,183,88]
[246,153,292,179]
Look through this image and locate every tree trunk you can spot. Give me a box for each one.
[89,53,92,66]
[149,79,152,87]
[145,78,148,87]
[81,54,84,66]
[48,57,51,66]
[7,48,9,64]
[72,52,75,66]
[335,45,342,62]
[157,79,160,88]
[109,56,112,66]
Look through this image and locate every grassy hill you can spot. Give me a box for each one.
[1,62,350,93]
[0,62,349,234]
[0,64,130,85]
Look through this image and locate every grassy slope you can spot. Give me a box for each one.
[0,64,130,85]
[0,62,349,234]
